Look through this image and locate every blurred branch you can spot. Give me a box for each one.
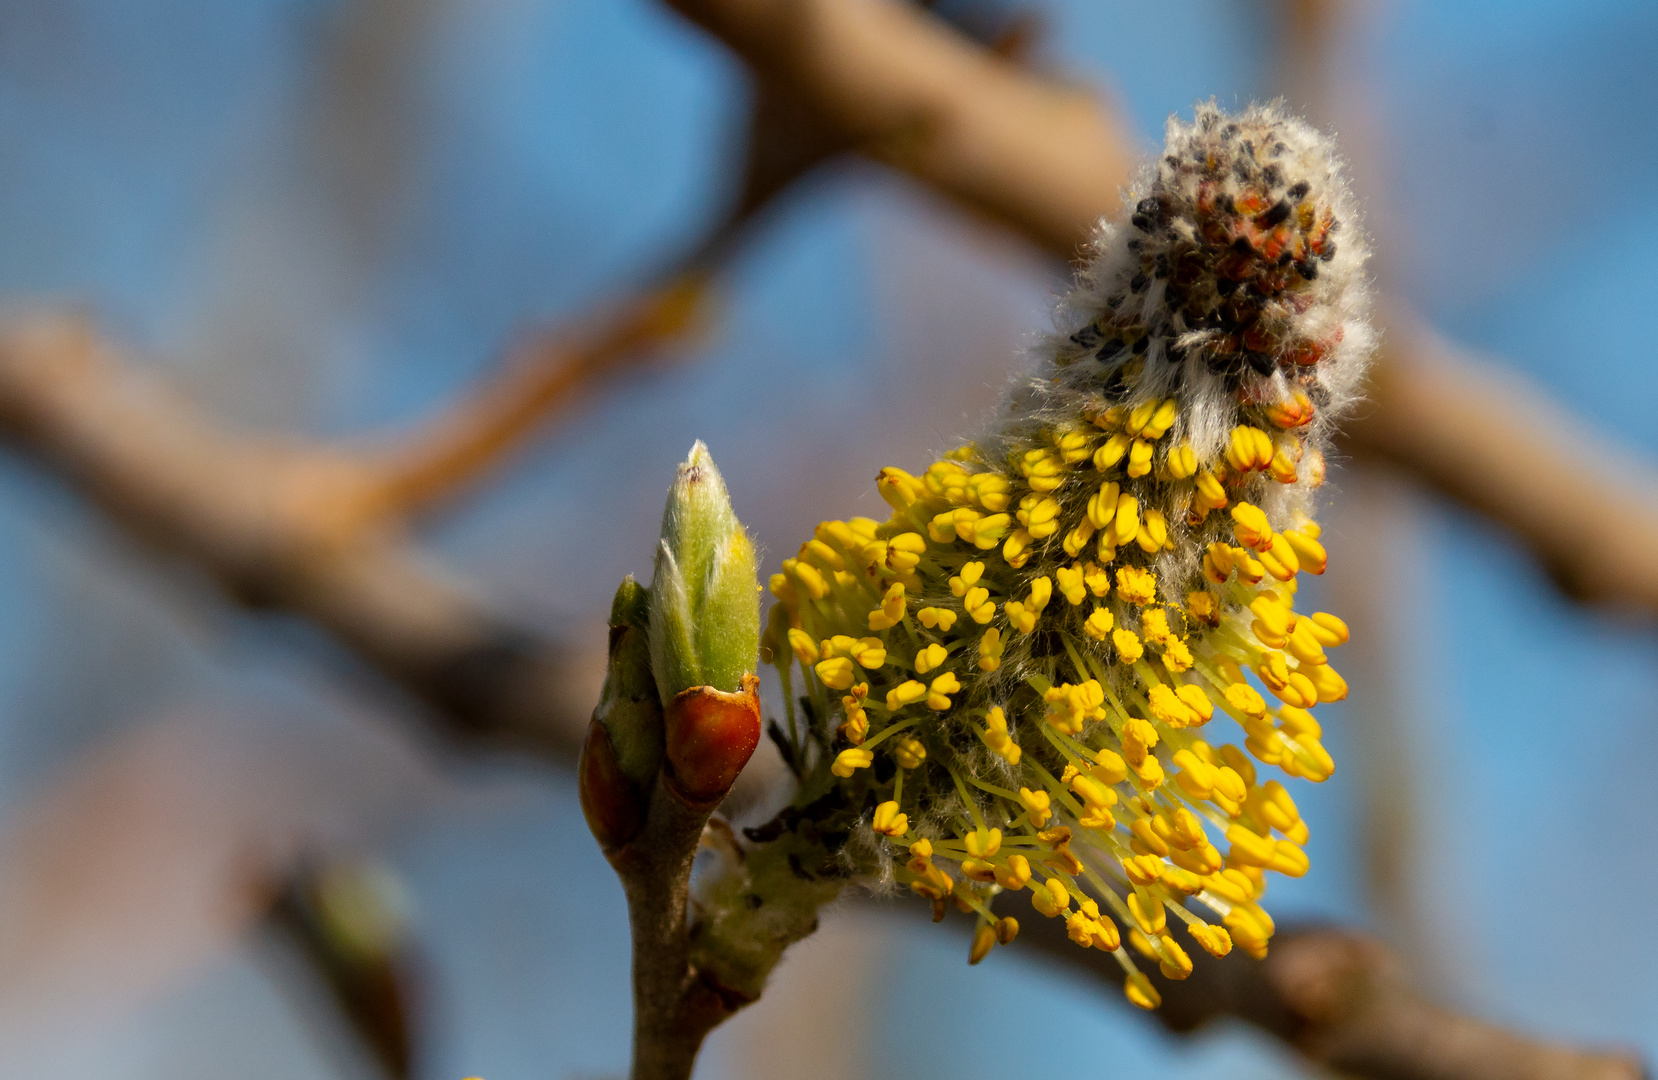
[0,317,587,758]
[663,0,1658,617]
[1012,912,1646,1080]
[1350,310,1658,613]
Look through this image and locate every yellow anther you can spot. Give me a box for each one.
[1128,891,1166,934]
[768,572,797,606]
[868,582,907,630]
[1225,823,1278,866]
[1112,627,1144,663]
[885,531,928,571]
[1267,839,1309,877]
[1027,576,1053,611]
[786,628,818,667]
[1225,425,1275,473]
[893,735,928,770]
[1017,493,1062,538]
[1083,562,1111,597]
[802,538,845,574]
[1230,502,1274,550]
[977,627,1004,671]
[1223,682,1268,719]
[831,748,873,778]
[814,656,857,690]
[964,587,996,624]
[961,858,996,883]
[1082,748,1125,786]
[872,800,909,837]
[995,854,1032,891]
[1193,472,1228,516]
[913,643,946,675]
[1219,743,1256,786]
[1055,564,1087,605]
[1268,450,1299,485]
[995,916,1020,945]
[916,606,958,632]
[839,701,868,744]
[1002,528,1034,568]
[1286,619,1327,665]
[847,637,886,668]
[981,705,1021,764]
[1126,438,1154,478]
[1282,528,1327,574]
[1162,636,1194,672]
[1086,481,1122,529]
[967,473,1012,511]
[965,512,1013,549]
[1125,854,1165,885]
[1122,716,1159,759]
[1116,566,1157,605]
[969,922,997,965]
[1054,428,1095,464]
[1148,684,1202,729]
[1018,447,1067,492]
[1174,685,1214,723]
[1113,493,1141,545]
[1140,608,1171,645]
[1187,921,1233,958]
[1308,612,1349,646]
[1083,606,1114,640]
[1201,541,1235,584]
[876,467,927,513]
[786,558,830,600]
[1173,749,1218,799]
[949,561,984,596]
[1213,765,1248,806]
[1165,441,1197,479]
[909,838,933,860]
[1231,546,1266,585]
[1070,773,1115,810]
[1018,787,1052,828]
[1304,662,1348,702]
[1061,518,1096,557]
[965,827,1003,858]
[1157,934,1194,980]
[1136,507,1170,553]
[1124,398,1160,436]
[1170,841,1223,875]
[885,680,928,710]
[1249,594,1296,638]
[927,509,960,544]
[926,673,960,711]
[1185,591,1220,627]
[1124,970,1162,1010]
[1005,600,1036,634]
[1258,532,1300,581]
[1093,432,1132,471]
[1144,398,1180,440]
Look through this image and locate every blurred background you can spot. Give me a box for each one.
[0,0,1654,1077]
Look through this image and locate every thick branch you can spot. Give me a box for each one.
[665,0,1135,259]
[0,316,586,757]
[663,0,1658,616]
[1010,911,1643,1080]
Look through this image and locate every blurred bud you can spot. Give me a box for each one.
[648,441,760,701]
[579,576,663,849]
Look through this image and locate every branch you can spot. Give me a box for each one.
[0,316,586,757]
[663,0,1658,616]
[1347,309,1658,613]
[1010,911,1644,1080]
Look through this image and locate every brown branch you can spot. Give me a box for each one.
[663,0,1658,617]
[362,273,711,522]
[1008,910,1645,1080]
[0,316,588,758]
[1346,309,1658,613]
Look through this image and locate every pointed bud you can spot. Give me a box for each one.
[649,442,760,702]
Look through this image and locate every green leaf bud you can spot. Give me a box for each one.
[649,442,759,702]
